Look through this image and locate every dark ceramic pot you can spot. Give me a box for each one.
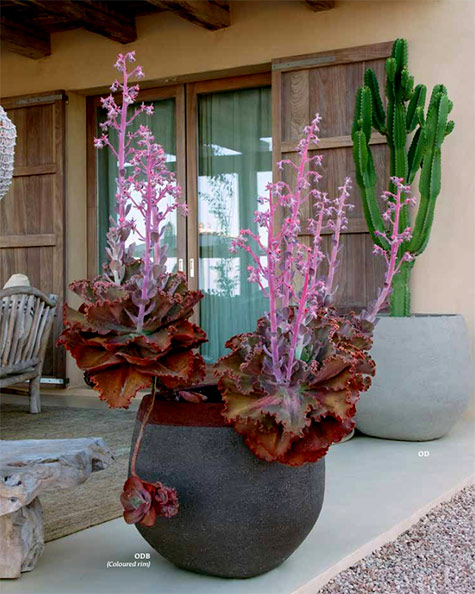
[130,385,325,578]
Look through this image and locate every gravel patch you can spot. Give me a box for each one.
[319,485,475,594]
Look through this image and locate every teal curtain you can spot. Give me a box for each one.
[96,99,177,273]
[198,87,272,362]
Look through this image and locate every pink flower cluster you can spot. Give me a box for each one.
[231,115,354,383]
[126,126,185,330]
[365,178,415,322]
[94,51,151,284]
[231,116,416,385]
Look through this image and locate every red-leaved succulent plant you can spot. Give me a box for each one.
[215,116,413,465]
[59,269,206,409]
[216,310,375,465]
[121,476,178,526]
[58,52,207,526]
[121,474,179,526]
[59,52,206,408]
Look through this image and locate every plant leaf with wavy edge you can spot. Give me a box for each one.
[215,307,375,466]
[59,266,207,408]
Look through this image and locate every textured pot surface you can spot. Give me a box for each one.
[356,315,472,441]
[131,388,325,578]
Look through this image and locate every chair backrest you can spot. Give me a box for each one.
[0,286,57,370]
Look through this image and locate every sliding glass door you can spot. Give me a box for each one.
[192,79,272,362]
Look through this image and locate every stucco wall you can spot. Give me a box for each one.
[1,0,474,389]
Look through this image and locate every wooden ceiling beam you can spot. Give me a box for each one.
[22,1,137,44]
[0,17,51,59]
[301,1,335,12]
[147,1,230,31]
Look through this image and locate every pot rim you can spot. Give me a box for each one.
[138,385,228,428]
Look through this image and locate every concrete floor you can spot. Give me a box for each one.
[2,418,474,594]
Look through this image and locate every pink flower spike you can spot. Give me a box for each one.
[229,112,358,383]
[366,178,415,322]
[99,52,169,289]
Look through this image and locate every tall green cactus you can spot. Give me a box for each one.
[352,39,454,316]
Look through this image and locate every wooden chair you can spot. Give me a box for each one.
[0,287,57,413]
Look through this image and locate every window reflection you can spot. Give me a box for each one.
[198,86,272,362]
[199,171,239,297]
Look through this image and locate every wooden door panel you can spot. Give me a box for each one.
[310,144,390,225]
[308,63,364,137]
[1,175,56,235]
[0,92,65,380]
[273,42,393,312]
[280,63,366,141]
[319,234,386,312]
[11,104,55,166]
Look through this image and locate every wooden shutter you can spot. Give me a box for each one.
[0,91,66,380]
[272,42,393,311]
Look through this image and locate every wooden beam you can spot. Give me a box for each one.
[0,17,51,59]
[148,1,230,31]
[25,1,137,44]
[301,1,335,12]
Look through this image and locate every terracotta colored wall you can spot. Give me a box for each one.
[1,0,474,390]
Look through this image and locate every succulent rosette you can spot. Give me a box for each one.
[216,309,375,465]
[121,476,155,526]
[121,476,178,526]
[59,53,207,410]
[59,268,206,409]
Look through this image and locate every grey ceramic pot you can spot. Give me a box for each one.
[356,315,472,441]
[131,385,325,578]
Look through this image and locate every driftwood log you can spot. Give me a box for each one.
[0,438,114,578]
